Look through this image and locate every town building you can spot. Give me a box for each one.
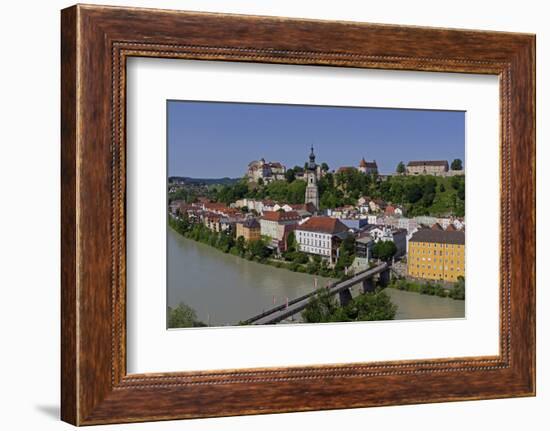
[260,211,301,250]
[365,225,407,257]
[358,157,378,175]
[247,158,286,183]
[351,234,376,272]
[304,147,320,210]
[407,228,465,282]
[336,158,378,176]
[384,204,404,217]
[168,200,184,215]
[235,218,261,242]
[335,166,355,175]
[203,213,223,232]
[398,217,419,234]
[367,214,385,225]
[339,218,369,230]
[355,234,375,260]
[295,216,350,264]
[406,160,449,176]
[368,199,387,213]
[277,223,298,254]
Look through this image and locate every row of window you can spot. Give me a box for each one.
[301,238,328,248]
[297,231,329,239]
[410,249,461,257]
[301,246,330,256]
[413,257,463,264]
[414,264,461,272]
[411,243,463,249]
[409,271,460,280]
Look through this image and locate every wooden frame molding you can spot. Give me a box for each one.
[61,4,535,425]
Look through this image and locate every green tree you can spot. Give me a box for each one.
[302,289,344,323]
[248,238,271,261]
[321,162,329,172]
[451,158,463,170]
[372,241,397,262]
[405,181,423,203]
[167,303,206,328]
[285,168,296,183]
[449,276,465,300]
[235,235,246,256]
[303,289,397,323]
[396,161,406,174]
[286,231,297,253]
[346,290,397,321]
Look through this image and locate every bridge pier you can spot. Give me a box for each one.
[378,268,390,287]
[338,288,353,306]
[362,277,375,293]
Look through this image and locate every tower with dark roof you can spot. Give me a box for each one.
[305,146,319,210]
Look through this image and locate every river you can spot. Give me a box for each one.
[167,228,464,326]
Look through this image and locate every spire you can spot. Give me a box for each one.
[308,146,317,170]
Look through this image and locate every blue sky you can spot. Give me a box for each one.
[168,101,465,178]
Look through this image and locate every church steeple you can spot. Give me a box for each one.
[308,146,317,170]
[305,147,319,210]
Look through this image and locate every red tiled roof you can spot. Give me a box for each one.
[204,202,228,211]
[290,202,316,213]
[204,213,221,221]
[359,158,378,169]
[297,216,349,234]
[261,211,301,222]
[336,166,355,173]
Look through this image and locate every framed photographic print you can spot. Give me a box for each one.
[61,4,536,425]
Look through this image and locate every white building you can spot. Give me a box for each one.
[406,160,449,176]
[295,216,349,264]
[358,157,378,175]
[247,159,286,183]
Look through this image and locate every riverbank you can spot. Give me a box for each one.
[389,277,465,300]
[169,215,350,280]
[167,228,335,325]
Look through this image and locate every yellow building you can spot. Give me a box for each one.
[235,219,261,242]
[407,228,465,282]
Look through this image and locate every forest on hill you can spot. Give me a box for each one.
[170,169,465,217]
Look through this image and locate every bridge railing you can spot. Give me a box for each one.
[241,263,388,325]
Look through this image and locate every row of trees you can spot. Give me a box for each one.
[169,215,273,262]
[390,276,465,300]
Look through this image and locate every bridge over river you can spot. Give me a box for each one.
[244,262,390,325]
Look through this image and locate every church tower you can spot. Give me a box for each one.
[305,146,319,210]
